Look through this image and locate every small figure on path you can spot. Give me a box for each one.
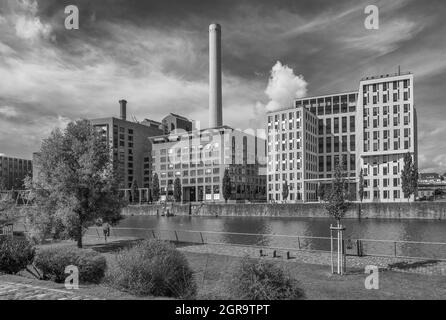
[102,221,111,242]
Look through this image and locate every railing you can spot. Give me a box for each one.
[0,224,14,237]
[85,227,446,261]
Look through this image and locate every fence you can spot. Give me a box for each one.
[85,227,446,261]
[0,224,14,237]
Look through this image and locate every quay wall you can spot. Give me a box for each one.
[121,202,446,220]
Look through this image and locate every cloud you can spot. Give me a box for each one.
[2,0,54,41]
[15,15,51,40]
[0,106,19,118]
[341,19,425,56]
[263,61,308,112]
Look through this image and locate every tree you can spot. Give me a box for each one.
[131,179,139,204]
[222,168,232,203]
[0,176,8,190]
[28,120,125,248]
[152,173,160,202]
[173,177,182,202]
[282,181,289,202]
[324,163,350,226]
[318,183,326,202]
[358,168,365,203]
[401,152,418,201]
[433,189,443,200]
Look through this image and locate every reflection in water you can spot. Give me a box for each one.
[116,216,446,258]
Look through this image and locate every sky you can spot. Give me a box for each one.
[0,0,445,174]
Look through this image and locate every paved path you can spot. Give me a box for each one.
[0,281,100,300]
[178,244,446,276]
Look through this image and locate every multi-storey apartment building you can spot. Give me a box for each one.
[150,126,266,202]
[267,72,417,203]
[0,155,32,190]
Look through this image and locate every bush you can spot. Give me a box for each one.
[34,246,106,284]
[106,240,196,298]
[229,257,305,300]
[0,237,35,274]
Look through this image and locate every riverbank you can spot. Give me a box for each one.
[122,202,446,220]
[33,238,446,299]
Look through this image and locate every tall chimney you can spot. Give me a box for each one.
[119,99,127,121]
[209,23,222,128]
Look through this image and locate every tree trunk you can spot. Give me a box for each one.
[77,218,83,248]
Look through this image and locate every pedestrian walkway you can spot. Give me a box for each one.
[178,243,446,276]
[0,281,100,300]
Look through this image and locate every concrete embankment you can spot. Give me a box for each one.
[122,202,446,220]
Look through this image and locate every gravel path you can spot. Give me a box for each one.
[0,281,100,300]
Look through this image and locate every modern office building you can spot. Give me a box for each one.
[267,72,417,203]
[0,155,32,190]
[150,126,266,202]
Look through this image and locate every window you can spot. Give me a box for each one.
[350,135,355,151]
[326,119,331,133]
[334,137,339,153]
[326,137,332,153]
[334,118,339,133]
[319,137,324,153]
[350,116,355,132]
[342,117,347,133]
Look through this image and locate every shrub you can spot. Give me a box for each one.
[229,257,305,300]
[106,240,196,298]
[34,246,106,284]
[0,237,35,274]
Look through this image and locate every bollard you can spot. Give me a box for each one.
[273,250,277,258]
[286,251,292,260]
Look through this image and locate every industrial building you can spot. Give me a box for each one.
[267,72,417,203]
[0,155,32,190]
[90,100,193,190]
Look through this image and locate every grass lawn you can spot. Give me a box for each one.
[3,238,445,300]
[184,251,446,300]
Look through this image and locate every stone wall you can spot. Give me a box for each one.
[122,202,446,220]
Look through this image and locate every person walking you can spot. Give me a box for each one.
[102,221,111,242]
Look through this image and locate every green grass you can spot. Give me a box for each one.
[3,238,445,300]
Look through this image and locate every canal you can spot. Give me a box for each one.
[107,216,446,260]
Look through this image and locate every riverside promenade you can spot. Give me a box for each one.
[178,243,446,276]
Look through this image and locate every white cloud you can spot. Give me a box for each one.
[15,15,51,40]
[263,61,308,112]
[341,19,424,55]
[0,106,19,118]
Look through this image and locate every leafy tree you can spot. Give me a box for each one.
[222,169,232,203]
[318,183,326,201]
[358,168,365,203]
[401,152,418,201]
[152,173,160,202]
[0,198,16,226]
[131,179,139,204]
[28,120,125,248]
[324,163,350,226]
[433,189,443,200]
[282,181,289,202]
[173,177,182,202]
[0,176,8,190]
